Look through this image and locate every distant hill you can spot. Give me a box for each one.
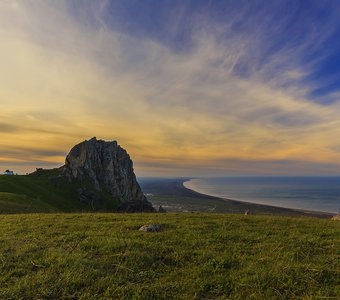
[0,138,154,213]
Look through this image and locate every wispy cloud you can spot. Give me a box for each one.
[1,1,340,175]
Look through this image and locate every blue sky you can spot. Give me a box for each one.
[2,0,340,176]
[68,0,340,105]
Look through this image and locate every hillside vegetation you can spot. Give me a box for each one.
[0,192,56,213]
[0,170,118,213]
[0,213,338,299]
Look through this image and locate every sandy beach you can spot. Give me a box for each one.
[140,178,333,218]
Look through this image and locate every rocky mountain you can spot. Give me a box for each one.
[62,137,154,212]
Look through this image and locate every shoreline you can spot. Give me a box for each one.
[181,178,333,218]
[140,177,333,218]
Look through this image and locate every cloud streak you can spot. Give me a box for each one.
[1,1,340,175]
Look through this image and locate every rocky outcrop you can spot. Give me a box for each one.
[62,137,154,212]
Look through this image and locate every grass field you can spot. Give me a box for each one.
[0,192,57,214]
[0,170,117,213]
[0,213,338,299]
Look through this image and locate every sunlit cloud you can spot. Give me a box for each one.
[1,0,340,175]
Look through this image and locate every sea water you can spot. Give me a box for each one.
[184,177,340,213]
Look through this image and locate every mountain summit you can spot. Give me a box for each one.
[62,137,154,212]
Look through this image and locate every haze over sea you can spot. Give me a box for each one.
[184,177,340,214]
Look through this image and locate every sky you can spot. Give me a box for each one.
[2,0,340,176]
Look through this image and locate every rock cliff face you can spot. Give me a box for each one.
[62,137,154,212]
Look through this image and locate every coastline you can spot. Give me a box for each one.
[140,178,333,218]
[182,179,333,218]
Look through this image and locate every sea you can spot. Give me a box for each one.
[184,177,340,214]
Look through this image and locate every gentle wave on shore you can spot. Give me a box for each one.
[184,177,340,213]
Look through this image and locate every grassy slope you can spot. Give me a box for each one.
[0,192,56,213]
[0,170,118,213]
[0,213,338,299]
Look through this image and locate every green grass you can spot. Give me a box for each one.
[0,170,118,213]
[0,213,338,299]
[0,192,57,213]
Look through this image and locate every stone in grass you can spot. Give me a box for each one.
[158,205,166,213]
[139,224,163,232]
[331,214,340,221]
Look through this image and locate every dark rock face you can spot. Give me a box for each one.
[62,137,154,212]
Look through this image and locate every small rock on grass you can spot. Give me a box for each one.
[158,205,166,213]
[139,224,163,232]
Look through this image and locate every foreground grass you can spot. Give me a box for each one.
[0,213,338,299]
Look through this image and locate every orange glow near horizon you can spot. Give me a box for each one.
[2,2,340,176]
